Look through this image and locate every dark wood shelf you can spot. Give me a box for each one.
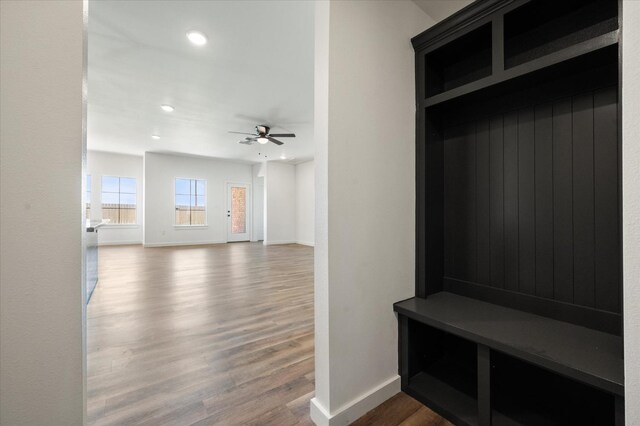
[503,0,618,69]
[425,23,492,98]
[423,30,618,108]
[505,17,618,68]
[491,415,522,426]
[491,351,617,425]
[394,292,624,395]
[406,371,478,426]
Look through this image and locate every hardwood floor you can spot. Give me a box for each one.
[351,393,452,426]
[88,242,445,425]
[88,243,314,425]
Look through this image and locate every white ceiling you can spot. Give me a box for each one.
[412,0,473,23]
[88,0,314,164]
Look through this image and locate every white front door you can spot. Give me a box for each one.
[226,183,251,242]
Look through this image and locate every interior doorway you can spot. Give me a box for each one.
[84,1,315,424]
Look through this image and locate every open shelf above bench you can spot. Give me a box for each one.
[424,29,618,108]
[504,0,618,69]
[425,23,492,98]
[395,292,624,396]
[416,0,621,108]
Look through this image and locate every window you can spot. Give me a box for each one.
[101,176,137,224]
[175,178,206,226]
[86,175,91,220]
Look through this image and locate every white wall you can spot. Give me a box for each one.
[87,151,143,245]
[412,0,472,23]
[296,161,315,246]
[312,1,433,424]
[264,161,297,245]
[252,163,265,241]
[623,1,640,423]
[314,0,331,414]
[0,1,86,424]
[143,152,253,246]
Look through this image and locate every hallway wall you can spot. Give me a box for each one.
[296,160,315,246]
[312,1,433,424]
[622,1,640,422]
[0,1,86,424]
[252,163,265,241]
[264,161,297,245]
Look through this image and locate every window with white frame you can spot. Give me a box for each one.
[101,176,137,224]
[175,178,206,226]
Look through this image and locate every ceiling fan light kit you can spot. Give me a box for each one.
[229,124,296,146]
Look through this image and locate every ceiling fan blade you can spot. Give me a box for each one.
[229,131,257,136]
[238,139,254,145]
[268,133,296,138]
[267,137,284,145]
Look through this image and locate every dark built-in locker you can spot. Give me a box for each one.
[395,0,624,424]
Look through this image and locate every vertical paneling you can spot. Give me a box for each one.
[489,115,504,288]
[593,87,620,312]
[462,123,478,282]
[552,98,574,303]
[444,124,477,281]
[534,104,554,299]
[440,88,619,315]
[424,117,444,296]
[503,112,519,291]
[518,108,536,295]
[476,119,491,285]
[490,116,505,288]
[444,125,461,279]
[572,94,595,308]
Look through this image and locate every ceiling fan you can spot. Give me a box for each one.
[229,125,295,146]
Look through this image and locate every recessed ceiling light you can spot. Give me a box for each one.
[280,155,287,160]
[257,137,269,145]
[186,30,207,46]
[160,104,174,112]
[151,134,160,140]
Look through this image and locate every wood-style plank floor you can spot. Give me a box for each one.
[351,393,452,426]
[87,242,445,425]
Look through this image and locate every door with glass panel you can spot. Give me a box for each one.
[226,183,251,242]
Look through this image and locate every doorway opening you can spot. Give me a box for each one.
[85,1,315,424]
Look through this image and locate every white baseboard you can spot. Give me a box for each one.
[310,375,401,426]
[263,240,297,246]
[143,240,225,248]
[98,241,142,246]
[310,398,332,426]
[296,241,315,247]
